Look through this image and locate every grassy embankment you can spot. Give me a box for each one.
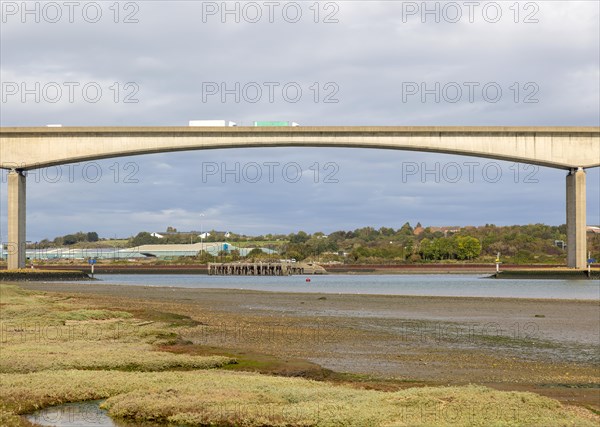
[1,284,598,426]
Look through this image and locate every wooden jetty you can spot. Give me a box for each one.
[208,262,326,276]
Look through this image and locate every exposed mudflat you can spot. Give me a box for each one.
[16,282,600,412]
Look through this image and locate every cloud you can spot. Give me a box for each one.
[0,1,598,240]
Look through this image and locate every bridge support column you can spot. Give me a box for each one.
[7,170,26,270]
[566,168,586,269]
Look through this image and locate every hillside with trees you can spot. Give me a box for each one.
[130,223,599,265]
[30,223,600,265]
[30,231,100,248]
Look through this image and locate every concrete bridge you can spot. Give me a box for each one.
[1,126,598,270]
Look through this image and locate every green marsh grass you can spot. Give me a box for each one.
[1,283,598,426]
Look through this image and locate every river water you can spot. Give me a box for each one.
[26,400,117,427]
[90,274,599,300]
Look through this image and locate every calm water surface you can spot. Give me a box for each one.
[92,274,599,300]
[25,400,158,427]
[26,401,115,427]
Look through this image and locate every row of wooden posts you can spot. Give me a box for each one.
[208,262,305,276]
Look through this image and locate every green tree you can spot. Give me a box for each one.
[437,238,455,259]
[289,231,309,244]
[379,227,395,236]
[398,222,413,236]
[350,246,370,262]
[62,234,78,245]
[229,249,241,261]
[197,251,215,263]
[86,232,99,242]
[419,238,432,260]
[131,232,160,246]
[455,236,482,260]
[74,232,87,242]
[247,248,265,257]
[285,250,304,261]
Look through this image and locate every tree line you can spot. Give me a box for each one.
[30,223,600,264]
[30,231,99,248]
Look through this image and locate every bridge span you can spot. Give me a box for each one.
[1,126,598,269]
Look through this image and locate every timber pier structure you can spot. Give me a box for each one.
[208,262,326,276]
[208,262,301,276]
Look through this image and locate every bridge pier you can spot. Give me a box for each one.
[566,168,586,269]
[7,170,26,270]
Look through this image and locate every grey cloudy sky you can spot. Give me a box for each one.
[1,1,599,241]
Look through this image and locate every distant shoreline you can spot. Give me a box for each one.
[1,263,597,280]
